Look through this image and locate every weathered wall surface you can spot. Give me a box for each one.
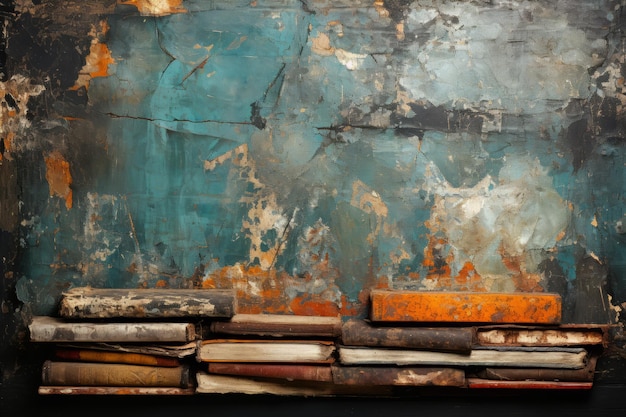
[2,0,626,388]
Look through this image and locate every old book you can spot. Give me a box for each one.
[466,378,593,390]
[475,326,607,347]
[57,341,197,358]
[29,316,197,343]
[338,346,588,369]
[198,339,335,363]
[472,355,598,382]
[58,287,236,319]
[209,314,342,338]
[341,319,473,352]
[369,290,562,324]
[54,348,181,367]
[195,372,393,397]
[38,386,196,395]
[331,365,465,387]
[207,363,333,382]
[41,360,191,387]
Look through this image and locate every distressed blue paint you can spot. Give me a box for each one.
[13,0,626,321]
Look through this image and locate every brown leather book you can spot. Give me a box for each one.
[209,314,342,338]
[467,378,593,390]
[41,360,191,387]
[331,365,465,387]
[207,362,333,382]
[341,318,473,352]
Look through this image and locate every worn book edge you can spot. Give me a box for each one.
[198,339,336,363]
[38,386,196,395]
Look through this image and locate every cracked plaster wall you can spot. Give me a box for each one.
[2,0,626,331]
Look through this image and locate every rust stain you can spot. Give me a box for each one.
[201,264,364,317]
[370,290,562,324]
[499,244,544,292]
[422,236,453,284]
[455,261,486,291]
[71,21,114,91]
[118,0,187,16]
[44,151,73,210]
[290,295,340,317]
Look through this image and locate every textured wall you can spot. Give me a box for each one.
[2,0,626,333]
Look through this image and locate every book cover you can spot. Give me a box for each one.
[466,378,593,390]
[58,287,236,319]
[41,360,191,387]
[341,318,473,352]
[369,290,562,324]
[56,341,198,358]
[195,372,394,397]
[331,365,465,387]
[471,355,598,382]
[476,326,607,347]
[197,339,336,363]
[29,316,197,343]
[37,386,196,395]
[53,348,181,367]
[209,313,342,338]
[207,362,333,382]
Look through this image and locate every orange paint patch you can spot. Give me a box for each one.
[499,245,544,292]
[200,264,352,316]
[155,279,169,288]
[118,0,187,16]
[44,151,73,209]
[455,261,486,291]
[290,295,340,317]
[71,39,115,90]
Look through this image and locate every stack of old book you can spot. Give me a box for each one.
[29,287,609,396]
[338,290,608,391]
[196,290,608,395]
[29,287,236,395]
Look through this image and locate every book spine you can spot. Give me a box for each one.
[209,321,341,338]
[41,360,190,387]
[341,319,473,352]
[473,355,598,382]
[331,365,465,387]
[476,328,605,347]
[58,287,236,319]
[369,290,562,324]
[54,349,181,367]
[195,372,395,397]
[337,346,588,368]
[207,363,333,382]
[38,386,196,395]
[29,317,197,343]
[198,340,336,363]
[466,379,593,390]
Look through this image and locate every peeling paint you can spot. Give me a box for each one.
[422,157,570,292]
[0,75,44,157]
[118,0,187,16]
[71,21,115,90]
[6,0,626,331]
[44,151,73,210]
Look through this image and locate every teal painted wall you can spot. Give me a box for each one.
[3,0,625,327]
